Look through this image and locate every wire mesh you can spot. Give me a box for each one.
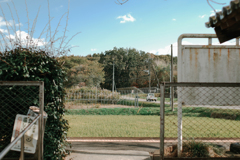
[64,87,162,109]
[163,83,240,158]
[0,84,40,158]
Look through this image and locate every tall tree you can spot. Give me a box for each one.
[99,47,149,89]
[58,56,105,88]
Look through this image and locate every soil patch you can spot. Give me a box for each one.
[65,103,135,109]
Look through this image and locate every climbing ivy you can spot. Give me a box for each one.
[0,48,70,160]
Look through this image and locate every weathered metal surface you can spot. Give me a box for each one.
[160,84,165,160]
[177,87,182,158]
[180,48,240,82]
[178,34,240,105]
[163,82,240,87]
[160,158,240,160]
[38,82,44,160]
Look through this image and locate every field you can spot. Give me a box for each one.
[65,115,240,137]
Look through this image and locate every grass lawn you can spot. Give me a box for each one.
[66,107,240,120]
[65,115,240,138]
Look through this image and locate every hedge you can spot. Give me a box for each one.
[0,48,69,160]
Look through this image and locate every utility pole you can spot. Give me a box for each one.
[112,61,115,94]
[148,54,151,93]
[170,44,174,111]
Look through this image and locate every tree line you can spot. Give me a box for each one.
[58,47,177,89]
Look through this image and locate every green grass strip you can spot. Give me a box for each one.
[66,107,240,120]
[66,107,160,116]
[65,115,240,137]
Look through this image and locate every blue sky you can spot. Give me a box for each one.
[0,0,236,56]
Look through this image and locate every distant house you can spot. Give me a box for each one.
[205,0,240,43]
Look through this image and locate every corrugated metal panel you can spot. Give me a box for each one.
[205,0,240,28]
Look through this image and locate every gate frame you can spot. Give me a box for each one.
[0,81,44,160]
[160,82,240,160]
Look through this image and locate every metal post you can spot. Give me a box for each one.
[134,89,136,108]
[170,44,174,111]
[112,61,115,95]
[208,37,212,45]
[20,135,24,160]
[137,89,139,107]
[96,86,97,105]
[39,82,44,160]
[160,84,165,160]
[149,58,151,93]
[177,87,182,157]
[236,37,239,46]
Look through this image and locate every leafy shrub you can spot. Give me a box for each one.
[0,49,69,159]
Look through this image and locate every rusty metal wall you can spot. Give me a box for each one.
[180,47,240,82]
[178,34,240,105]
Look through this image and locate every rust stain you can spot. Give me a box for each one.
[213,52,218,70]
[239,49,240,66]
[228,49,230,60]
[208,49,210,64]
[195,49,198,68]
[239,49,240,59]
[213,52,217,61]
[190,52,192,65]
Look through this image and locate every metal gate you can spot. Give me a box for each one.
[0,81,44,160]
[160,82,240,160]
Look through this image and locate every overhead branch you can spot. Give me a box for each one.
[115,0,129,5]
[207,0,226,14]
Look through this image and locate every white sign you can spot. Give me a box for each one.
[11,114,38,154]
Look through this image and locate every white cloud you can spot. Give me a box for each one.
[56,5,63,11]
[0,28,7,33]
[172,19,176,21]
[199,14,206,18]
[149,41,192,57]
[210,9,221,16]
[91,49,97,51]
[117,14,135,23]
[15,23,23,27]
[5,30,47,47]
[0,0,10,3]
[0,17,22,28]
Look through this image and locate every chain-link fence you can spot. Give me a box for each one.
[160,82,240,159]
[0,81,44,159]
[64,86,164,109]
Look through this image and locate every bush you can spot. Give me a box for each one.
[182,139,209,157]
[66,86,120,103]
[181,139,226,157]
[0,49,69,159]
